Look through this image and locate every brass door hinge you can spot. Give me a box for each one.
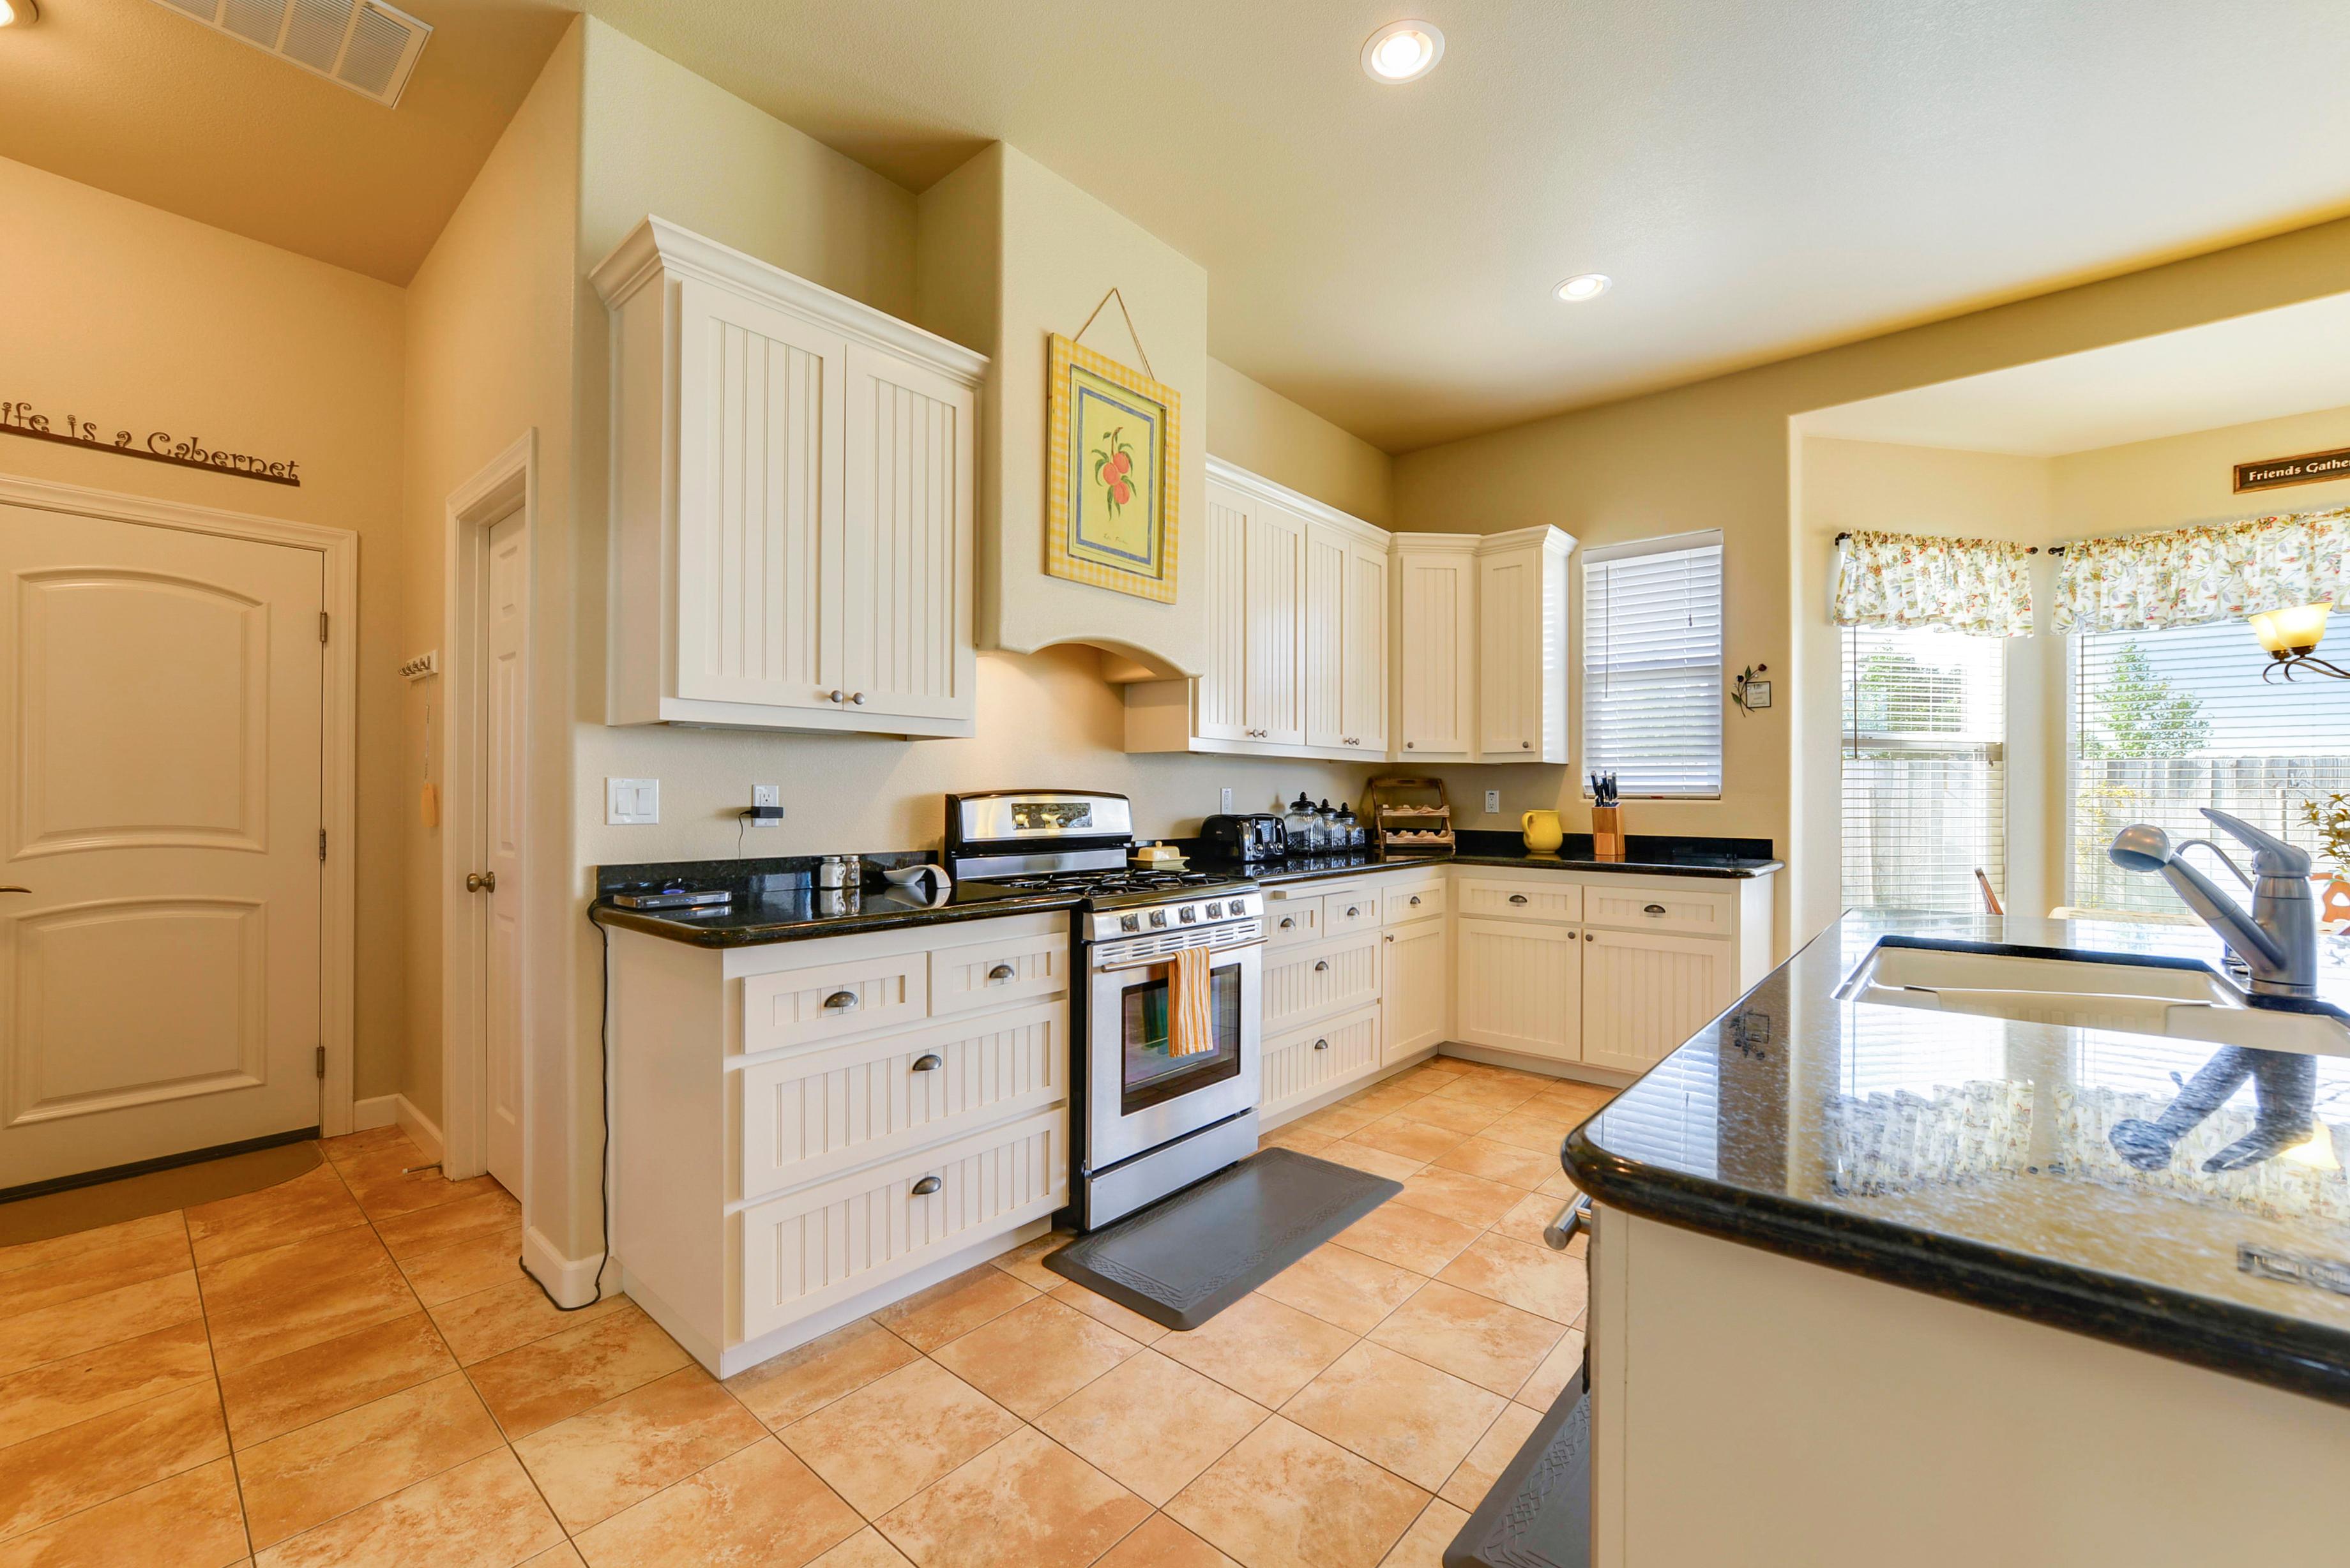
[315,1044,326,1080]
[319,828,328,861]
[319,611,330,643]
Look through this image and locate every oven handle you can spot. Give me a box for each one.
[1091,936,1267,974]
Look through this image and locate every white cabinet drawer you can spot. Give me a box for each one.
[742,950,927,1053]
[736,1108,1066,1343]
[736,1001,1068,1202]
[1265,893,1323,949]
[1261,1006,1381,1116]
[1581,882,1737,937]
[1321,887,1379,937]
[1262,929,1383,1033]
[1381,878,1446,925]
[929,928,1070,1016]
[1457,875,1583,924]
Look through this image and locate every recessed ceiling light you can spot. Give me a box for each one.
[0,0,41,27]
[1362,20,1443,83]
[1554,273,1613,303]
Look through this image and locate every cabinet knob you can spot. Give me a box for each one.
[1521,741,1533,750]
[1643,903,1667,916]
[910,1175,943,1196]
[985,963,1016,982]
[911,1053,944,1072]
[822,990,860,1012]
[1384,933,1394,944]
[1313,960,1330,972]
[465,871,497,893]
[1584,931,1596,942]
[851,692,866,705]
[1313,1037,1329,1050]
[828,690,845,704]
[1508,894,1529,905]
[1406,742,1415,750]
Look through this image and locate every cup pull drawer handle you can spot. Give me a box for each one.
[1313,960,1330,973]
[1643,903,1667,916]
[1409,895,1421,905]
[1508,894,1529,905]
[822,990,860,1012]
[910,1053,944,1072]
[1345,906,1360,917]
[985,963,1016,981]
[1279,917,1295,930]
[1313,1037,1329,1050]
[910,1175,943,1196]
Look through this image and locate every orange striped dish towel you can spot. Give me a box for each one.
[1168,944,1215,1057]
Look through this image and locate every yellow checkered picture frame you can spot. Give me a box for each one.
[1044,332,1179,603]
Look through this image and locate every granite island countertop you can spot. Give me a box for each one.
[1564,910,2350,1407]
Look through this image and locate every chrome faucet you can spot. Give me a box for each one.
[2108,808,2316,999]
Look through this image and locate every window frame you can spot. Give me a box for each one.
[1580,528,1725,801]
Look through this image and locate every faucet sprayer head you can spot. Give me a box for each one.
[2109,823,2175,874]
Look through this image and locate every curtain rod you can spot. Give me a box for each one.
[1831,532,2058,554]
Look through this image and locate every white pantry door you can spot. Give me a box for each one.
[482,510,527,1195]
[0,501,322,1190]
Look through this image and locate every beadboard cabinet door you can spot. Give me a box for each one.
[1344,537,1389,755]
[594,217,986,737]
[1475,528,1572,764]
[1391,536,1477,760]
[1245,501,1308,748]
[1195,488,1253,742]
[1382,916,1449,1061]
[1580,928,1726,1075]
[1455,916,1581,1062]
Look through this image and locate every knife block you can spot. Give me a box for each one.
[1591,805,1626,862]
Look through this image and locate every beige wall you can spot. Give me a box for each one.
[1393,211,2350,953]
[402,19,583,1213]
[1206,358,1394,528]
[2052,402,2350,536]
[0,154,410,1100]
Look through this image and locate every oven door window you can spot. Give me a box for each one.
[1119,958,1243,1115]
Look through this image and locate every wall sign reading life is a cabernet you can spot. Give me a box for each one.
[2234,445,2350,494]
[0,398,300,486]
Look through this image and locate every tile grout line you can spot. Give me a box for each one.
[186,1196,257,1565]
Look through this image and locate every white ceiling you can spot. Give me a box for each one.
[579,0,2350,452]
[1797,291,2350,456]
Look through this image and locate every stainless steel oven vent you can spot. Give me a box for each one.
[145,0,432,107]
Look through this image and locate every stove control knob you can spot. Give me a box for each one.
[1148,910,1168,928]
[1119,914,1141,933]
[1228,897,1249,917]
[1204,901,1222,919]
[1178,905,1197,923]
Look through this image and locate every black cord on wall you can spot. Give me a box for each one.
[519,908,613,1313]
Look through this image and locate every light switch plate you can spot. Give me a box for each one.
[1484,789,1501,815]
[607,778,659,825]
[1220,787,1234,814]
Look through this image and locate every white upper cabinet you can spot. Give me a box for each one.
[1390,534,1478,761]
[1474,526,1573,763]
[1126,458,1377,760]
[593,218,985,737]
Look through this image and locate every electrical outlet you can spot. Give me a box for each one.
[1220,787,1234,814]
[1484,788,1501,815]
[749,784,782,827]
[607,778,660,825]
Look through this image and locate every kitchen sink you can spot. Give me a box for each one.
[1835,937,2350,1057]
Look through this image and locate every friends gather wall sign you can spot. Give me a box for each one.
[0,397,301,487]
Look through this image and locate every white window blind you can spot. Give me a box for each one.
[1840,626,2006,913]
[1582,532,1723,797]
[2070,622,2350,914]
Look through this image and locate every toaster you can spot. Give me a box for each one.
[1201,813,1287,862]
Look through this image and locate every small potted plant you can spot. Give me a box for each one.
[2297,794,2350,927]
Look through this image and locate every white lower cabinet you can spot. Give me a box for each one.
[1457,917,1583,1061]
[1579,928,1727,1075]
[1261,1006,1383,1119]
[1381,915,1450,1062]
[609,912,1069,1376]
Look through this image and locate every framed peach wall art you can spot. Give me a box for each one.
[1044,332,1179,603]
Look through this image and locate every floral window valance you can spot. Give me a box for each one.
[2052,508,2350,634]
[1832,530,2035,637]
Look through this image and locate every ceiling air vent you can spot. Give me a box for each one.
[145,0,432,107]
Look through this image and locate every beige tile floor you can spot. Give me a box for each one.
[0,1057,1603,1568]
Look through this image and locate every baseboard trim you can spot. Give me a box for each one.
[1437,1041,1634,1088]
[349,1092,446,1166]
[351,1095,400,1132]
[524,1224,608,1310]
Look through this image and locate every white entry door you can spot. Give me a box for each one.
[481,510,526,1194]
[0,501,323,1190]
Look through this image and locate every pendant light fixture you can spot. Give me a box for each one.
[2250,601,2346,680]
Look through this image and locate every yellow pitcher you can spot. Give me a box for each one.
[1522,809,1564,854]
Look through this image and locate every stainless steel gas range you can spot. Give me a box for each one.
[944,790,1264,1229]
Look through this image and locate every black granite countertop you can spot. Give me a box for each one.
[589,853,1082,947]
[1181,830,1783,886]
[1564,910,2350,1407]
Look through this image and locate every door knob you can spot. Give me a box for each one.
[465,871,497,893]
